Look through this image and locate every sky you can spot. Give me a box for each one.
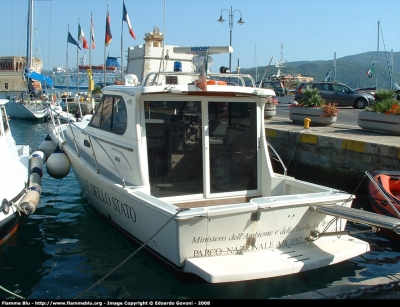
[2,0,400,73]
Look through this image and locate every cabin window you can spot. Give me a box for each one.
[89,95,127,134]
[144,99,258,198]
[208,101,257,193]
[145,100,203,197]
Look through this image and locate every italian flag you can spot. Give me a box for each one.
[78,23,89,49]
[91,16,96,49]
[366,63,375,78]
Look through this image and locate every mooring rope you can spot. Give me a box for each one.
[0,285,26,300]
[74,207,189,299]
[286,128,316,168]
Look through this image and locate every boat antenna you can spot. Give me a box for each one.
[258,56,273,89]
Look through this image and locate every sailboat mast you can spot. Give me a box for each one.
[26,0,33,71]
[391,49,393,89]
[254,44,258,82]
[376,20,379,89]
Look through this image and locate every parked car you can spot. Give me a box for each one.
[295,81,375,109]
[255,80,286,97]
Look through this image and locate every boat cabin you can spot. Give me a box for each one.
[83,46,275,203]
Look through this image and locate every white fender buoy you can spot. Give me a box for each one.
[38,135,57,162]
[46,146,71,179]
[20,151,45,215]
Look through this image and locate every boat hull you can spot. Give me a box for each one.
[57,136,369,283]
[0,130,31,245]
[5,101,49,120]
[0,210,23,245]
[368,171,400,218]
[0,97,44,244]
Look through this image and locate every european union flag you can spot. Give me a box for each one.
[67,31,81,50]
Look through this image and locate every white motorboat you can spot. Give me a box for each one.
[46,45,400,283]
[0,99,44,245]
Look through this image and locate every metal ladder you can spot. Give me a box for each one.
[311,204,400,234]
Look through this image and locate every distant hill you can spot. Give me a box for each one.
[240,51,400,90]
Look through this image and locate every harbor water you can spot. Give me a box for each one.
[1,119,400,300]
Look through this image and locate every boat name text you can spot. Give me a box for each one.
[76,174,136,222]
[192,236,304,257]
[192,224,313,244]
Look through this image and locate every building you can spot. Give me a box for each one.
[126,27,195,84]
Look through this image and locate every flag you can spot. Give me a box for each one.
[78,23,89,49]
[367,63,375,78]
[324,69,332,82]
[91,16,96,49]
[105,8,112,46]
[68,31,81,50]
[122,1,136,39]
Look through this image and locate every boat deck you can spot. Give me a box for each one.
[172,195,260,208]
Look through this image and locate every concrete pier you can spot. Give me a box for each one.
[266,118,400,299]
[265,118,400,194]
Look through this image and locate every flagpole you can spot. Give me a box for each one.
[77,19,82,119]
[90,13,93,70]
[66,25,70,118]
[334,52,336,82]
[77,18,80,98]
[89,12,94,111]
[66,25,69,95]
[121,1,124,84]
[104,5,108,87]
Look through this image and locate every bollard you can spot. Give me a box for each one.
[304,118,311,129]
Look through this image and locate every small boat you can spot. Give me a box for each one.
[368,170,400,218]
[4,93,50,121]
[1,0,53,121]
[0,99,44,245]
[46,44,400,283]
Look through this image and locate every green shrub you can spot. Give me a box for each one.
[299,87,326,108]
[368,89,400,114]
[375,89,396,101]
[92,85,102,95]
[291,87,338,117]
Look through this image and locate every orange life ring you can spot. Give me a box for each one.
[207,80,227,85]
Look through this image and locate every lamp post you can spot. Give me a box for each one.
[218,6,245,72]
